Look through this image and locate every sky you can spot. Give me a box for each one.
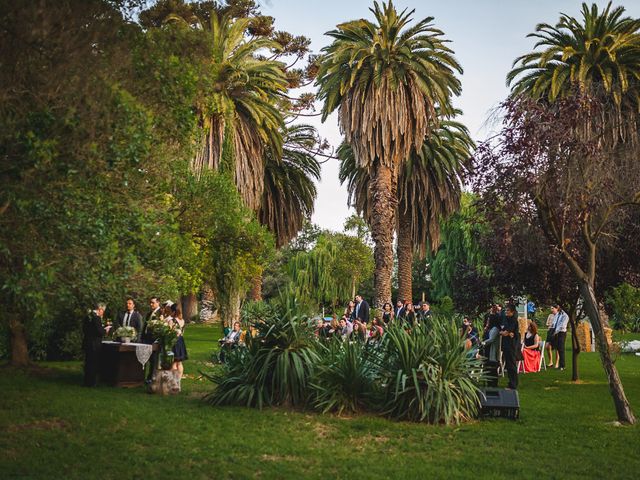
[261,0,640,231]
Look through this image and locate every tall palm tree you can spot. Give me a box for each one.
[317,1,462,306]
[506,1,640,424]
[259,124,321,248]
[187,10,288,211]
[507,2,640,133]
[249,125,322,300]
[339,115,473,303]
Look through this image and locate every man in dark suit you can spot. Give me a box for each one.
[115,297,142,341]
[500,304,519,390]
[417,302,432,323]
[354,294,370,324]
[82,302,110,387]
[394,300,405,319]
[142,297,162,382]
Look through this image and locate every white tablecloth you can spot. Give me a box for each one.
[101,341,154,366]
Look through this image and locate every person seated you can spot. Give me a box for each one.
[462,317,479,350]
[328,317,340,338]
[339,317,353,339]
[351,320,367,341]
[522,320,542,372]
[368,318,384,342]
[218,321,243,363]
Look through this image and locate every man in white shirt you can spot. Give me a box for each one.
[551,304,569,370]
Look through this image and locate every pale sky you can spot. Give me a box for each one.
[262,0,640,231]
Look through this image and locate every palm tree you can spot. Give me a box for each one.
[396,116,473,302]
[317,1,462,306]
[250,125,321,300]
[339,114,473,303]
[506,1,640,424]
[259,125,321,248]
[188,10,289,211]
[507,2,640,133]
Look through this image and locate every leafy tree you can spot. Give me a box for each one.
[289,232,374,310]
[0,0,205,363]
[317,1,462,306]
[495,2,640,424]
[428,194,491,311]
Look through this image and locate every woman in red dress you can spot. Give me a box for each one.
[522,320,541,372]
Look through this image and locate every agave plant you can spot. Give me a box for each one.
[310,338,383,414]
[379,318,485,424]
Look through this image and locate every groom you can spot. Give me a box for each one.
[115,297,142,341]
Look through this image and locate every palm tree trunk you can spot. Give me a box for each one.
[396,207,413,304]
[249,272,262,301]
[370,163,396,307]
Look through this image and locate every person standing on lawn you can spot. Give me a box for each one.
[82,302,110,387]
[354,294,370,324]
[142,296,162,382]
[545,308,557,367]
[115,297,142,341]
[500,304,519,389]
[551,304,569,370]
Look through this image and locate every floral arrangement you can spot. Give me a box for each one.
[114,326,136,340]
[146,319,177,350]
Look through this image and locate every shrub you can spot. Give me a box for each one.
[310,338,382,414]
[606,283,640,332]
[205,301,319,409]
[379,318,485,424]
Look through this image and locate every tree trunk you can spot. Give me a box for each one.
[181,293,198,323]
[249,272,262,301]
[9,317,30,367]
[578,280,636,424]
[369,163,396,307]
[226,289,242,330]
[568,309,580,382]
[396,207,413,304]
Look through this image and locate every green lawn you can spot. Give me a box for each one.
[1,324,639,479]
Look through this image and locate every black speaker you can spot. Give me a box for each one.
[479,388,520,420]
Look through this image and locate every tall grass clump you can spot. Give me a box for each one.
[379,317,486,424]
[205,293,318,408]
[310,338,383,414]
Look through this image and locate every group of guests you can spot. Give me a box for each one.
[478,302,570,391]
[315,295,435,342]
[82,296,188,387]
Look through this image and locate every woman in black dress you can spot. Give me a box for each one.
[170,303,188,379]
[404,303,416,327]
[381,302,394,325]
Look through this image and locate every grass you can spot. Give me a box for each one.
[1,324,639,479]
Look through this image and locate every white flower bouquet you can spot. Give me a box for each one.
[114,326,137,342]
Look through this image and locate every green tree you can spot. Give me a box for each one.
[317,1,462,306]
[505,1,640,424]
[289,232,374,310]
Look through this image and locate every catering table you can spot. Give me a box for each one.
[99,341,159,387]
